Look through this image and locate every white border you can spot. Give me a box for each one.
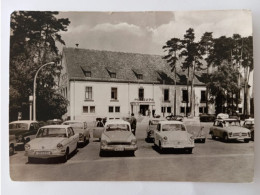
[1,0,260,195]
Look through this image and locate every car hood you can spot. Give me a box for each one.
[28,137,67,150]
[225,126,250,133]
[159,131,190,141]
[103,131,134,142]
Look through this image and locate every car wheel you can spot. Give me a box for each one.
[202,138,206,143]
[187,148,193,154]
[28,157,34,163]
[211,132,216,140]
[99,150,105,157]
[223,134,229,143]
[129,151,135,156]
[244,139,250,143]
[159,141,164,153]
[9,145,14,156]
[62,148,69,163]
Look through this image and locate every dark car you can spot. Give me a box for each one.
[9,120,40,148]
[166,114,184,122]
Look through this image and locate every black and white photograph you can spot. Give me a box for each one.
[6,9,255,184]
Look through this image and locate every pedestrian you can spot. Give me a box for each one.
[130,113,137,135]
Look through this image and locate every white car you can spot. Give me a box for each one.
[154,121,195,153]
[62,120,90,145]
[25,125,79,163]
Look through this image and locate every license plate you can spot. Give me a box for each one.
[35,151,51,155]
[115,147,124,151]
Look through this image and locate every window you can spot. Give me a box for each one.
[167,107,171,113]
[164,89,169,101]
[84,71,91,77]
[111,88,118,100]
[85,87,92,100]
[137,74,143,80]
[161,107,166,113]
[180,107,185,113]
[83,106,88,113]
[201,90,206,102]
[110,73,116,78]
[109,106,114,113]
[182,90,188,102]
[199,107,203,113]
[90,106,95,113]
[115,106,120,113]
[186,107,190,113]
[139,88,144,100]
[239,108,242,113]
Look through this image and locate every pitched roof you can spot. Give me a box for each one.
[62,47,207,85]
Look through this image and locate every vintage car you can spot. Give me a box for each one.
[62,120,90,145]
[9,120,40,147]
[209,118,251,142]
[166,114,184,122]
[154,121,194,153]
[24,125,79,162]
[243,118,254,141]
[146,118,166,141]
[99,120,138,156]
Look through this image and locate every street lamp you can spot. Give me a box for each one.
[33,62,55,121]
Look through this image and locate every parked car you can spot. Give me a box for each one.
[166,114,184,122]
[146,118,166,142]
[46,119,63,125]
[62,120,90,145]
[99,120,138,156]
[154,121,195,153]
[9,120,40,147]
[209,118,251,143]
[24,125,79,163]
[243,118,254,141]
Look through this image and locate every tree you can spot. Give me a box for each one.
[162,38,182,115]
[179,28,203,116]
[9,11,70,121]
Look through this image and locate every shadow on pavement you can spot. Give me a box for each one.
[152,145,193,155]
[99,151,135,158]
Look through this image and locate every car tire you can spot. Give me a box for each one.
[223,134,229,143]
[9,144,15,156]
[99,150,105,157]
[129,151,135,156]
[244,139,250,143]
[211,132,216,140]
[202,138,206,143]
[159,141,164,153]
[62,148,69,163]
[28,157,34,163]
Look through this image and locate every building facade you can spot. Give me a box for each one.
[58,47,246,122]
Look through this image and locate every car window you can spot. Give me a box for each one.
[36,128,67,138]
[106,124,129,131]
[162,124,186,131]
[69,127,75,135]
[9,123,29,130]
[29,123,35,131]
[67,128,72,137]
[157,124,161,131]
[97,121,104,127]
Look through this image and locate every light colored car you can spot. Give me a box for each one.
[62,120,90,145]
[154,121,195,153]
[25,125,79,163]
[243,118,254,141]
[209,118,251,143]
[9,120,40,146]
[146,118,166,141]
[99,120,138,156]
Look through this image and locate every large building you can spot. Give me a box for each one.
[58,47,243,121]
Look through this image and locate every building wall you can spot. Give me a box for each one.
[68,80,211,122]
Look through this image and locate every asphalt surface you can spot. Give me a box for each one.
[9,120,254,182]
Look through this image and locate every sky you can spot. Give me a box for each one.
[57,10,252,55]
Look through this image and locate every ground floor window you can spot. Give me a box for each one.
[239,108,242,113]
[83,106,95,113]
[90,106,95,113]
[83,106,88,113]
[115,106,120,113]
[180,106,190,113]
[109,106,114,113]
[167,107,171,113]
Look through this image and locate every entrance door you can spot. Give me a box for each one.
[140,105,149,116]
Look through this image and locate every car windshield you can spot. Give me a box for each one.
[9,123,28,130]
[224,121,240,127]
[36,128,67,138]
[63,122,82,128]
[245,121,254,125]
[106,124,129,131]
[151,120,161,125]
[162,124,186,131]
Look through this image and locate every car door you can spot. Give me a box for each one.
[214,121,224,137]
[154,124,161,145]
[69,127,78,150]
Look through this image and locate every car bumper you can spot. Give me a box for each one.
[100,145,138,152]
[228,136,251,141]
[161,142,194,149]
[25,149,66,159]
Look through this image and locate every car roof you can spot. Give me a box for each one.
[40,125,70,129]
[159,121,183,125]
[245,118,254,122]
[105,120,130,125]
[9,120,38,124]
[150,118,166,121]
[63,120,85,123]
[216,118,240,122]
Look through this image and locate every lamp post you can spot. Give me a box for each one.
[33,62,55,121]
[29,95,33,120]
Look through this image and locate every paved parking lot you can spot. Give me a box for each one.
[9,120,254,182]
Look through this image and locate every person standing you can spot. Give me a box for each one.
[130,113,137,135]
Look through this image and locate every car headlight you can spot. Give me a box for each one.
[24,143,30,150]
[163,136,168,141]
[228,132,232,137]
[101,140,107,146]
[131,139,137,145]
[57,143,63,149]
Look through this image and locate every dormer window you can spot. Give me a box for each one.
[85,71,91,77]
[137,74,143,80]
[110,72,116,78]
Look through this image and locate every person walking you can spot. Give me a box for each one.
[130,113,137,135]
